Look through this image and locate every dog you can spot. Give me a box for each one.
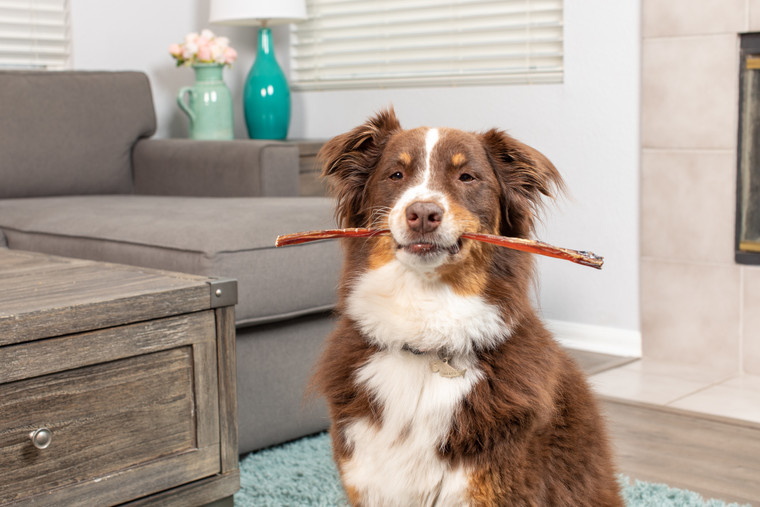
[312,108,623,506]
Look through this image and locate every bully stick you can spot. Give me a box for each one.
[275,228,604,270]
[459,232,603,269]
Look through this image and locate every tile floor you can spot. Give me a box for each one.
[589,357,760,424]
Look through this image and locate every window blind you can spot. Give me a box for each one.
[291,0,563,90]
[0,0,69,69]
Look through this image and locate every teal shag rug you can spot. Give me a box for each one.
[235,432,750,507]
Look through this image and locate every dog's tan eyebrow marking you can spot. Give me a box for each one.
[451,153,467,166]
[399,152,412,165]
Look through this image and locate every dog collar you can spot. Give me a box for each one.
[401,343,427,355]
[401,344,467,378]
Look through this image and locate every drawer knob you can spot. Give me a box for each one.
[30,428,52,449]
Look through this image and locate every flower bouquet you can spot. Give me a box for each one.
[171,29,236,140]
[169,29,237,67]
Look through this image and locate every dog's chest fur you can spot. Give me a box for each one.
[342,351,477,506]
[345,260,507,356]
[341,260,506,505]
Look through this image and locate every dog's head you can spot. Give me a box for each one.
[319,108,563,281]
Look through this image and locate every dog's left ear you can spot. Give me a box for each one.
[480,129,565,238]
[319,108,402,227]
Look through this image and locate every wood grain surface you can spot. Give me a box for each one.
[0,346,220,505]
[0,250,210,345]
[0,249,239,506]
[566,349,759,505]
[601,397,760,505]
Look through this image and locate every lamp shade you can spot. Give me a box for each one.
[209,0,307,26]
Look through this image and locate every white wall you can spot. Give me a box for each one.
[70,0,266,139]
[69,0,641,346]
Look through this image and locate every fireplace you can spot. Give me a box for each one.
[737,34,760,264]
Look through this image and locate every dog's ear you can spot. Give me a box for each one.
[319,108,402,227]
[480,129,564,238]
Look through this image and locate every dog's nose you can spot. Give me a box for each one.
[405,201,443,233]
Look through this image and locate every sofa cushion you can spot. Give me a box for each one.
[0,195,341,326]
[0,71,156,198]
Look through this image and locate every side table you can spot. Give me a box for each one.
[0,250,239,506]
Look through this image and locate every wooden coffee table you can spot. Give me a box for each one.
[0,249,239,506]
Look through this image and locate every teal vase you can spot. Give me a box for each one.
[177,63,234,140]
[244,27,290,140]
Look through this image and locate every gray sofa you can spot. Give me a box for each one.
[0,70,339,454]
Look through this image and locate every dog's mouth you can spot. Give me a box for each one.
[397,238,462,257]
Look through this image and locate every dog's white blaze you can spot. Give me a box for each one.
[389,128,462,271]
[395,128,445,213]
[342,348,478,506]
[423,127,439,184]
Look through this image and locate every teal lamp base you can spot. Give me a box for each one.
[244,27,290,140]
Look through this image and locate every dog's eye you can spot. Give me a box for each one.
[389,171,404,181]
[459,173,475,182]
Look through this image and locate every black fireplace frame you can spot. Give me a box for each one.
[736,33,760,265]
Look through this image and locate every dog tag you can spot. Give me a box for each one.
[430,357,466,378]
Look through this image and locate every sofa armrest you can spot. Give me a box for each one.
[132,139,299,197]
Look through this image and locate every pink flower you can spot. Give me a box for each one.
[170,29,237,67]
[197,43,212,62]
[223,47,238,65]
[182,43,197,61]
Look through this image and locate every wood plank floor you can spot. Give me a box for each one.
[602,399,759,505]
[567,348,637,375]
[568,348,760,505]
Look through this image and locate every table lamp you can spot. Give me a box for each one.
[210,0,306,140]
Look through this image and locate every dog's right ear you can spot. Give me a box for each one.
[319,107,401,228]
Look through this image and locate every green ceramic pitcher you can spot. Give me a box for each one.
[177,63,234,140]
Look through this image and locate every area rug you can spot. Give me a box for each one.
[235,432,750,507]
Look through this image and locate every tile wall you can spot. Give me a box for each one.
[641,0,760,374]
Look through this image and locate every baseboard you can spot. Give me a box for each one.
[546,319,641,358]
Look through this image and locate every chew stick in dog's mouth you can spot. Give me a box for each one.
[275,228,604,269]
[459,232,603,269]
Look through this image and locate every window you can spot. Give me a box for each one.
[0,0,70,69]
[291,0,563,91]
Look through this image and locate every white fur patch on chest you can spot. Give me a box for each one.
[342,349,480,506]
[345,259,508,356]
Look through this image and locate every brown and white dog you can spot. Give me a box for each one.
[313,109,623,506]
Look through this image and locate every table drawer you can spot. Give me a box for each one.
[0,311,220,506]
